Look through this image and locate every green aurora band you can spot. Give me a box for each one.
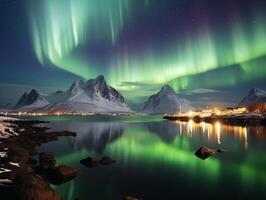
[29,1,266,94]
[29,0,133,77]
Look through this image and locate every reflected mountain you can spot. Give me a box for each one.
[145,120,180,143]
[48,121,127,154]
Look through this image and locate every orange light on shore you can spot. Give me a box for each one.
[179,106,248,118]
[214,108,221,115]
[55,112,63,116]
[187,111,194,117]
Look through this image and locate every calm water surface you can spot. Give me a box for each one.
[23,115,266,200]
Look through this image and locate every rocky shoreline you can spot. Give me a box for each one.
[0,119,78,200]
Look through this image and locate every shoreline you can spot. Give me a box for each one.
[0,119,78,200]
[163,113,266,126]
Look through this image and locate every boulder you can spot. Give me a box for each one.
[39,152,56,169]
[195,146,216,160]
[216,149,226,153]
[123,196,140,200]
[80,157,99,167]
[100,156,116,165]
[42,165,79,185]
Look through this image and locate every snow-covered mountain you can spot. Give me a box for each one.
[14,75,131,113]
[15,89,49,111]
[238,88,266,106]
[142,85,193,114]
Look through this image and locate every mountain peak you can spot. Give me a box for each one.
[94,75,107,87]
[52,75,130,112]
[95,74,105,82]
[248,88,266,96]
[158,85,176,96]
[13,75,131,113]
[15,88,48,109]
[143,85,193,114]
[73,80,85,86]
[239,88,266,106]
[28,89,40,97]
[69,80,86,93]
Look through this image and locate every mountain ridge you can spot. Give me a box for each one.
[238,88,266,106]
[14,75,131,113]
[143,84,193,114]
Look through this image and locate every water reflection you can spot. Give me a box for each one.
[47,118,266,155]
[48,121,126,153]
[145,120,179,142]
[40,116,266,200]
[170,120,259,149]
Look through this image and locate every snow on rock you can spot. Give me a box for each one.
[15,89,49,111]
[142,85,193,114]
[0,168,12,174]
[0,117,18,139]
[41,75,132,113]
[8,162,20,167]
[239,88,266,106]
[0,117,17,121]
[0,178,13,187]
[0,151,7,158]
[11,75,131,114]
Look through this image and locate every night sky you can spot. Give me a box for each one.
[0,0,266,106]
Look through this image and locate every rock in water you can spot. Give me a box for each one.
[99,156,116,165]
[80,156,116,167]
[216,149,225,153]
[123,196,140,200]
[38,152,78,185]
[195,146,216,160]
[40,165,79,185]
[80,157,99,168]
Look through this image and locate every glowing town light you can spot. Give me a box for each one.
[215,121,221,144]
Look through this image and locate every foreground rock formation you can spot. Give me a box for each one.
[0,119,78,200]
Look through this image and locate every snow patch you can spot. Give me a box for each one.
[0,167,12,174]
[8,162,20,167]
[0,179,13,187]
[0,117,18,139]
[0,151,7,158]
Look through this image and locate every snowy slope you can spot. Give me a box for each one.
[238,88,266,106]
[42,75,131,113]
[142,85,193,114]
[0,117,18,139]
[15,89,49,111]
[12,75,131,113]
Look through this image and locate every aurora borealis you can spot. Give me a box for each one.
[0,0,266,104]
[27,0,266,90]
[28,0,134,78]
